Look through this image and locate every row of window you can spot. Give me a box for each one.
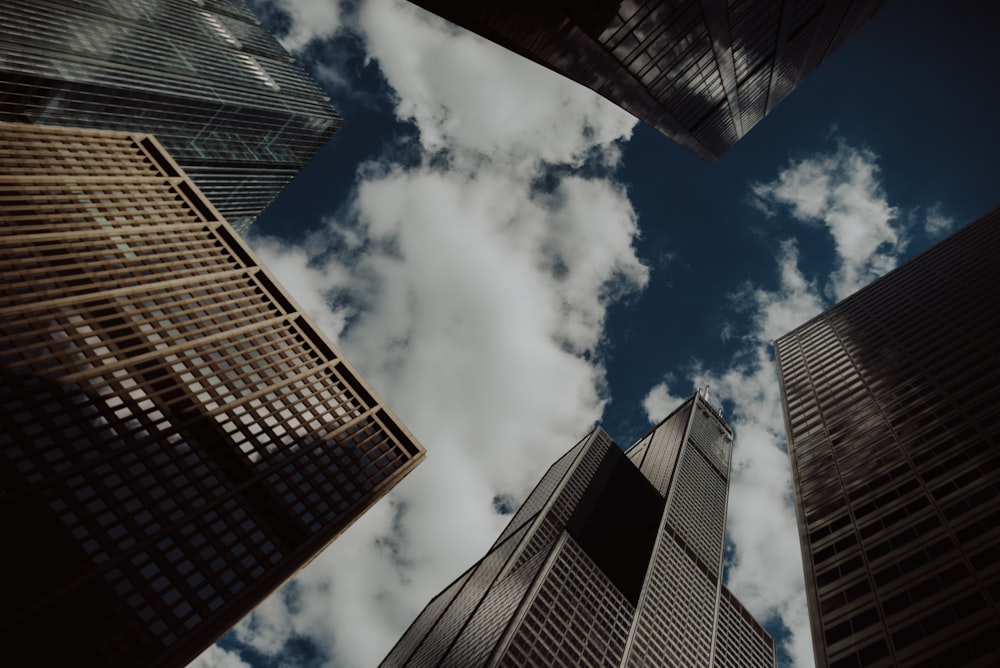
[633,404,689,495]
[2,124,421,664]
[713,591,775,668]
[404,521,530,664]
[630,531,719,666]
[666,443,727,573]
[502,537,631,668]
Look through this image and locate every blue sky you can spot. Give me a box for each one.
[192,2,1000,667]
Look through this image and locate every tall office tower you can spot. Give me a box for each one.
[409,0,884,161]
[382,392,775,667]
[0,122,424,667]
[774,207,1000,667]
[0,0,341,233]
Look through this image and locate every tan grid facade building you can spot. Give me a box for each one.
[0,122,424,666]
[775,207,1000,667]
[381,393,775,667]
[408,0,885,161]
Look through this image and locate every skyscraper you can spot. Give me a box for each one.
[0,121,424,667]
[0,0,341,233]
[408,0,885,161]
[775,207,1000,667]
[382,392,775,667]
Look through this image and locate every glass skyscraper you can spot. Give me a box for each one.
[0,0,341,233]
[775,206,1000,666]
[0,121,423,667]
[408,0,885,161]
[382,392,775,667]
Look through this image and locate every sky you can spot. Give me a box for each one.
[190,1,1000,667]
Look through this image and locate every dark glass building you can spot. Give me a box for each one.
[0,122,424,667]
[0,0,341,233]
[775,206,1000,667]
[408,0,884,161]
[382,392,775,667]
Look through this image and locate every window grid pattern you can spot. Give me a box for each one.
[627,531,719,667]
[0,123,423,668]
[624,431,652,468]
[0,0,341,233]
[665,441,729,575]
[499,536,633,668]
[491,431,590,548]
[511,512,560,571]
[392,521,531,668]
[549,429,612,525]
[713,584,776,668]
[776,207,1000,667]
[728,0,781,131]
[442,544,552,668]
[688,403,732,476]
[381,569,473,667]
[410,1,885,161]
[628,399,691,495]
[600,2,726,131]
[383,399,773,667]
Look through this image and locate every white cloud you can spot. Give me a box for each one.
[642,379,689,424]
[359,0,636,167]
[924,201,955,237]
[741,239,826,343]
[751,141,902,301]
[189,646,251,668]
[222,165,645,668]
[248,0,344,52]
[190,1,646,667]
[250,236,353,342]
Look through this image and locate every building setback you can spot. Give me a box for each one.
[0,122,424,667]
[775,206,1000,667]
[0,0,341,233]
[381,392,775,667]
[408,0,884,162]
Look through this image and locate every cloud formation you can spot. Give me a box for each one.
[923,201,956,237]
[750,141,902,300]
[190,646,251,668]
[359,0,636,167]
[248,0,343,52]
[193,1,643,666]
[641,377,689,424]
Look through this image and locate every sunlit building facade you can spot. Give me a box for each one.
[0,0,341,233]
[409,0,885,161]
[381,392,774,667]
[0,122,424,667]
[775,207,1000,667]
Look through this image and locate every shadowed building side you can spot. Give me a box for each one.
[381,392,775,667]
[408,0,885,161]
[0,122,423,667]
[775,206,1000,667]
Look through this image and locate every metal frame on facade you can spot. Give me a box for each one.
[0,121,423,667]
